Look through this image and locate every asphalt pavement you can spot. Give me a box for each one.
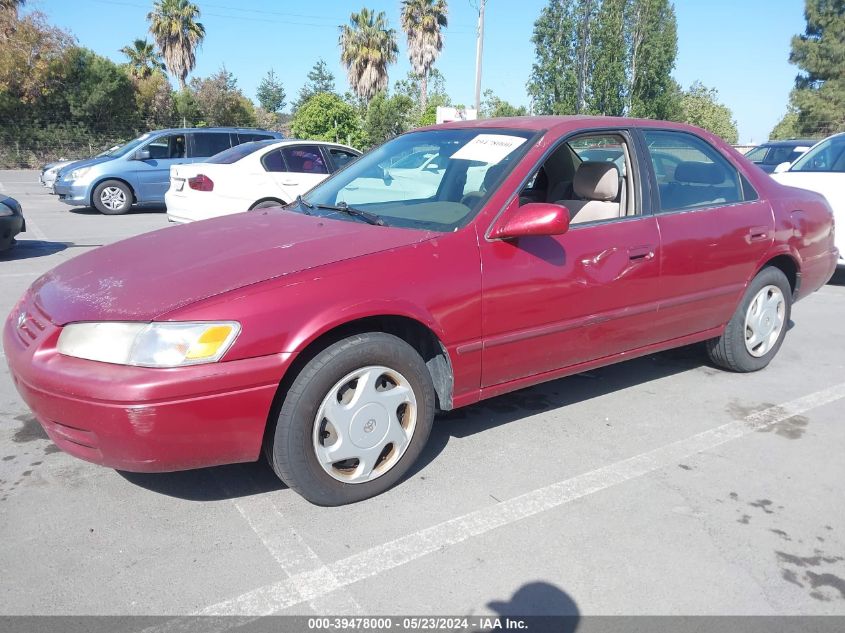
[1,170,844,621]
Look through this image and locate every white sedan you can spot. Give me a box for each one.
[165,140,361,223]
[772,132,845,268]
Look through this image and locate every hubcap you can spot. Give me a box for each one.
[312,365,417,484]
[100,187,127,210]
[744,285,785,357]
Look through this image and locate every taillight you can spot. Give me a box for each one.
[188,174,214,192]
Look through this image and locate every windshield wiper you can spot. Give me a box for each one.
[315,202,386,226]
[295,195,313,215]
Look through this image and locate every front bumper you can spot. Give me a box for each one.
[53,180,91,207]
[0,215,25,251]
[4,300,290,472]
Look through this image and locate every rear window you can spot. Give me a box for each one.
[206,140,277,164]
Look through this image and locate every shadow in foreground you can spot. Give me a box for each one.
[69,205,166,215]
[1,239,67,260]
[481,581,580,633]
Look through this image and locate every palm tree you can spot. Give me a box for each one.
[400,0,447,112]
[120,38,166,80]
[0,0,24,24]
[339,8,398,103]
[147,0,205,90]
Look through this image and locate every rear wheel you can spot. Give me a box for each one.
[706,266,791,372]
[92,180,132,215]
[267,332,435,505]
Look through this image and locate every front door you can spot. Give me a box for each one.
[480,130,663,388]
[134,133,188,203]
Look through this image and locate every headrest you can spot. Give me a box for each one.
[483,162,507,190]
[675,161,724,184]
[574,161,619,201]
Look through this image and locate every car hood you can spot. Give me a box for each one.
[57,155,113,175]
[29,210,435,324]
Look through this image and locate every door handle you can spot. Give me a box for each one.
[628,246,655,261]
[747,226,770,242]
[281,180,299,186]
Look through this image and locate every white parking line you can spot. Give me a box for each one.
[219,475,362,615]
[21,214,48,241]
[146,381,845,630]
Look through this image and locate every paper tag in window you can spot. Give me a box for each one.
[451,134,527,164]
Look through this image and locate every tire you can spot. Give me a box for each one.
[706,266,792,372]
[267,332,436,506]
[251,199,285,210]
[92,180,132,215]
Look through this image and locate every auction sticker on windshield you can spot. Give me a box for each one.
[451,134,527,164]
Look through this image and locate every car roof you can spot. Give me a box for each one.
[149,127,282,135]
[418,115,719,137]
[757,139,818,147]
[261,139,360,152]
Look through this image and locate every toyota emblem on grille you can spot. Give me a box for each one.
[16,312,26,329]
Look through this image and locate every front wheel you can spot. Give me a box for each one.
[706,266,792,372]
[92,180,132,215]
[267,332,436,505]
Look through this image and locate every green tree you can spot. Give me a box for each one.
[626,0,680,119]
[173,86,201,125]
[588,0,626,115]
[394,68,449,125]
[256,69,286,113]
[679,81,738,143]
[786,0,845,136]
[481,89,528,118]
[770,109,802,140]
[190,67,255,126]
[120,38,165,80]
[364,91,414,145]
[62,48,138,130]
[135,71,173,127]
[147,0,205,90]
[293,59,336,111]
[339,8,398,103]
[527,0,579,115]
[400,0,447,112]
[290,92,365,147]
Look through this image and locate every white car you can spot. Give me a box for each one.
[165,140,361,223]
[772,132,845,268]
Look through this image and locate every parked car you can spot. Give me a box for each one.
[4,117,838,505]
[165,140,361,223]
[772,132,844,268]
[52,127,283,215]
[40,146,123,189]
[0,195,25,252]
[744,139,815,173]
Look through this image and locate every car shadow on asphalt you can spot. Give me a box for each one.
[1,239,68,260]
[829,268,845,286]
[68,205,167,215]
[119,344,714,502]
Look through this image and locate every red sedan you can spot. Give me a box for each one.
[4,117,838,505]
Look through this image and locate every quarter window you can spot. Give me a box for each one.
[191,132,232,158]
[262,150,286,172]
[282,146,328,174]
[643,130,743,212]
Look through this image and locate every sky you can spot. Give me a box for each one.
[25,0,807,144]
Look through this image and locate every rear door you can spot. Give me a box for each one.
[271,144,331,194]
[638,128,774,340]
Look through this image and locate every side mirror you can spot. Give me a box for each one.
[489,202,570,240]
[134,149,151,161]
[773,161,791,174]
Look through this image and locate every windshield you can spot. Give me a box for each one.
[103,133,153,158]
[302,128,536,231]
[790,135,845,172]
[745,146,768,162]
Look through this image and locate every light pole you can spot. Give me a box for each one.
[474,0,486,114]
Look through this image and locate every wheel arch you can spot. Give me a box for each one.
[756,252,800,296]
[90,176,136,207]
[249,197,287,210]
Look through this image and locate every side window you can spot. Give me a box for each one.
[146,134,186,160]
[282,145,328,174]
[238,133,274,144]
[643,130,743,212]
[262,150,286,172]
[191,132,232,158]
[328,148,358,171]
[518,132,633,225]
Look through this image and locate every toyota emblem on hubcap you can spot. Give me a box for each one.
[363,419,376,433]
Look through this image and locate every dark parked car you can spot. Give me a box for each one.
[0,195,25,252]
[4,117,838,505]
[745,139,815,173]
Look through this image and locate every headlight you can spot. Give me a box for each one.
[66,167,91,180]
[57,321,241,367]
